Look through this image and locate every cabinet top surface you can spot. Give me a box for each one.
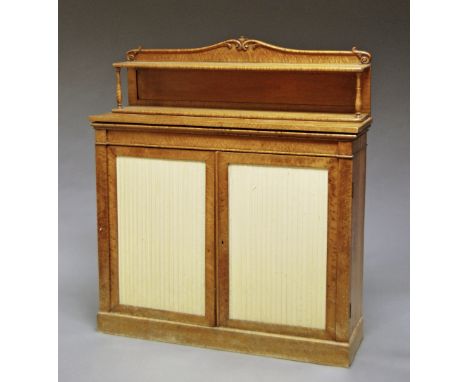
[89,106,372,135]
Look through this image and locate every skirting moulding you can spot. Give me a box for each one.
[89,37,372,367]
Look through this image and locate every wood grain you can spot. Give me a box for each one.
[97,311,364,367]
[91,38,372,365]
[335,158,354,341]
[350,136,367,332]
[90,109,372,135]
[113,106,369,122]
[117,38,371,114]
[103,129,347,158]
[124,37,370,66]
[134,69,356,113]
[115,60,370,72]
[95,141,110,311]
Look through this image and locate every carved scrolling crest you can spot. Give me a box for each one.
[223,36,258,51]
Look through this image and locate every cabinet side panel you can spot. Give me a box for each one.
[350,143,367,331]
[116,157,206,316]
[228,164,328,329]
[95,144,110,311]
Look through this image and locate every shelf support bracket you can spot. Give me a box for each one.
[115,67,122,109]
[355,72,362,118]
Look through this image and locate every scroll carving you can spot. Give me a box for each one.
[351,47,372,64]
[123,40,373,67]
[223,36,258,51]
[127,46,143,61]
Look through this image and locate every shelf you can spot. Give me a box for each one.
[113,60,370,73]
[112,106,369,122]
[108,39,372,122]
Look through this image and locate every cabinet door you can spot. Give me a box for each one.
[107,146,215,326]
[217,152,338,339]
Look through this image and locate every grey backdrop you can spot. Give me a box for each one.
[59,1,409,380]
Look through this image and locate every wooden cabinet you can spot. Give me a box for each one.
[90,37,372,367]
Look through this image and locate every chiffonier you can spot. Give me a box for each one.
[89,37,372,367]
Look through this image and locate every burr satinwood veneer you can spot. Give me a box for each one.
[89,37,372,367]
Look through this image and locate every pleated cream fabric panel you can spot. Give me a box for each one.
[117,156,206,316]
[228,164,328,329]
